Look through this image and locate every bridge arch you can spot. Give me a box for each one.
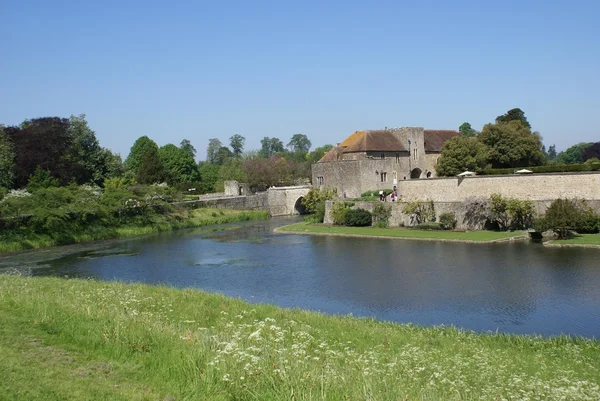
[294,196,308,215]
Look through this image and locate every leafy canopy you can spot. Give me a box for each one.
[436,136,489,176]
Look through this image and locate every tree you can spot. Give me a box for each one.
[436,136,489,176]
[582,142,600,162]
[4,117,73,188]
[159,144,200,185]
[259,137,284,158]
[66,114,106,185]
[214,146,234,165]
[287,134,311,156]
[136,147,165,184]
[557,142,594,164]
[458,122,477,137]
[538,199,581,239]
[0,127,15,189]
[547,144,557,161]
[229,134,245,157]
[125,136,159,174]
[217,157,247,190]
[495,108,531,128]
[306,144,333,164]
[206,138,223,164]
[179,139,196,160]
[198,161,220,193]
[478,120,545,168]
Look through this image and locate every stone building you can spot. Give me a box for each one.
[311,127,458,198]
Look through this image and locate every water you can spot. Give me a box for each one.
[2,217,600,338]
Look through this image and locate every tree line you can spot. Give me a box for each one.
[438,108,599,176]
[0,115,333,195]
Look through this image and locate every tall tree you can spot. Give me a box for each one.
[98,148,125,180]
[259,137,284,158]
[495,108,531,128]
[458,122,477,137]
[0,127,15,189]
[159,144,200,185]
[478,121,545,168]
[582,142,600,162]
[229,134,245,157]
[436,136,490,176]
[206,138,223,164]
[214,146,234,165]
[136,147,165,184]
[4,117,73,188]
[558,142,594,164]
[125,136,159,174]
[287,134,311,156]
[179,139,196,160]
[547,144,557,161]
[66,114,105,185]
[198,161,220,193]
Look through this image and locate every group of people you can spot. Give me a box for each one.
[379,187,399,202]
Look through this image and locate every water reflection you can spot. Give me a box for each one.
[1,217,600,338]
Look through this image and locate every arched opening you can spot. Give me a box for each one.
[294,196,308,215]
[410,168,422,179]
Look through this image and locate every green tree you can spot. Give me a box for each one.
[458,122,477,137]
[306,144,333,164]
[136,147,165,184]
[557,142,594,164]
[198,161,220,193]
[179,139,196,160]
[98,148,125,180]
[538,198,581,239]
[66,114,106,185]
[206,138,223,164]
[495,108,531,128]
[214,146,234,165]
[125,136,159,174]
[0,127,15,189]
[436,136,489,176]
[159,144,200,185]
[259,137,284,158]
[287,134,311,156]
[26,167,60,192]
[546,144,557,161]
[478,121,545,168]
[229,134,245,157]
[217,158,247,191]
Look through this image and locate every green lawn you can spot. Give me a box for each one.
[553,234,600,246]
[0,276,599,400]
[0,208,269,253]
[277,222,525,242]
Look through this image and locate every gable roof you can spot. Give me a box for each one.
[318,146,344,162]
[342,130,408,153]
[424,130,460,152]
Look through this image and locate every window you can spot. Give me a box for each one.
[393,171,397,182]
[380,172,387,182]
[380,152,385,159]
[317,176,324,185]
[395,153,400,164]
[413,148,418,160]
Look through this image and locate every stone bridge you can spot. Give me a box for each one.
[266,185,312,216]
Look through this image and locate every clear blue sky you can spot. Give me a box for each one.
[1,0,599,159]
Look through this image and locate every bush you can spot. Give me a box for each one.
[480,163,600,175]
[403,201,435,226]
[344,208,372,227]
[463,197,489,230]
[439,212,457,230]
[488,194,535,230]
[372,203,392,227]
[331,202,350,225]
[374,221,388,228]
[301,188,336,223]
[414,222,444,230]
[537,198,581,239]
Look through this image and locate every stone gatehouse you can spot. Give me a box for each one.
[311,127,458,198]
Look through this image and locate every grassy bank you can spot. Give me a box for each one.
[0,208,269,253]
[277,222,525,243]
[0,276,598,400]
[548,234,600,247]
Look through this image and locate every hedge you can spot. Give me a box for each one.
[479,163,600,176]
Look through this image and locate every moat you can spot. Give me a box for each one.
[2,217,600,338]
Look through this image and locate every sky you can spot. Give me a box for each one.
[1,0,599,160]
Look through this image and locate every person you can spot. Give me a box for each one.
[379,190,384,201]
[390,191,397,202]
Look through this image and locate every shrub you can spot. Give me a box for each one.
[403,201,435,226]
[506,198,535,229]
[414,222,444,230]
[488,194,509,230]
[372,203,392,227]
[537,198,581,239]
[331,202,349,225]
[301,188,336,223]
[344,208,372,227]
[463,197,489,230]
[480,163,600,175]
[439,212,457,230]
[27,167,60,192]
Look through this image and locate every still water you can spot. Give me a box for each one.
[2,217,600,338]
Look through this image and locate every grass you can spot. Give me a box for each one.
[277,222,525,242]
[551,233,600,246]
[0,276,599,400]
[0,208,270,254]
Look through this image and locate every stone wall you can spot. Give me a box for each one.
[396,172,600,202]
[174,193,268,211]
[267,185,312,216]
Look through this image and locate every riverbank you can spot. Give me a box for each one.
[0,276,598,400]
[545,234,600,248]
[0,208,270,254]
[276,222,526,243]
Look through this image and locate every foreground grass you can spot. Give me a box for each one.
[0,208,269,253]
[553,234,600,246]
[0,276,598,400]
[277,222,525,242]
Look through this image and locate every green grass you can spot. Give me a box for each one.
[553,234,600,246]
[0,209,270,254]
[0,276,598,400]
[278,222,525,242]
